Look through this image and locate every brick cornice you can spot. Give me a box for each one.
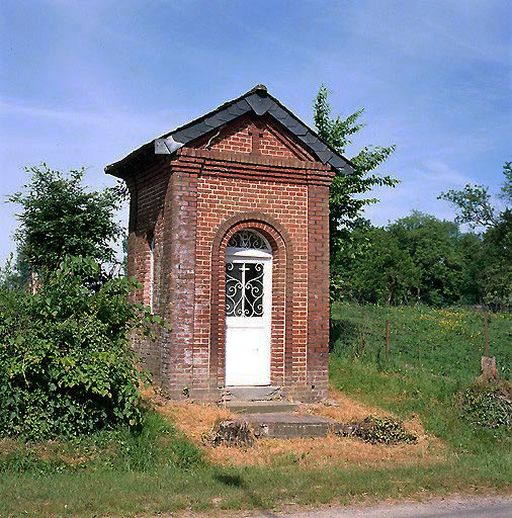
[180,146,328,170]
[173,148,335,186]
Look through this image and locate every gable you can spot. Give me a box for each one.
[189,113,316,161]
[105,85,354,179]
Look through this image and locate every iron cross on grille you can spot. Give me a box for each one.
[248,122,265,155]
[225,262,265,318]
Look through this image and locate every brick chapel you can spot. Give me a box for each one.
[105,85,353,402]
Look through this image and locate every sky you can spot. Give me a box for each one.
[1,0,511,265]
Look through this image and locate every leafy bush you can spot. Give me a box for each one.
[336,416,417,445]
[0,256,158,441]
[459,381,512,430]
[9,164,124,273]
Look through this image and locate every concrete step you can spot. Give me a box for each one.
[243,412,335,439]
[226,400,298,414]
[223,386,282,402]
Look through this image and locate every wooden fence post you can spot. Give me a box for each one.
[385,320,390,359]
[481,311,497,379]
[484,311,489,357]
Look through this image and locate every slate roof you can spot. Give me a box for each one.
[105,84,354,177]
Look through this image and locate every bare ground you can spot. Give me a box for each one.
[150,388,446,469]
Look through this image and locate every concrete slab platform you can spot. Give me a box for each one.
[226,400,298,414]
[243,412,336,438]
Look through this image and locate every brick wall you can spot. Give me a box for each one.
[125,157,169,378]
[125,112,333,402]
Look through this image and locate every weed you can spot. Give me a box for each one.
[336,416,417,445]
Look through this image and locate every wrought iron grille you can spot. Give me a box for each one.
[228,230,270,251]
[225,262,264,317]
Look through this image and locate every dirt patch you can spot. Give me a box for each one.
[157,400,233,441]
[150,388,446,469]
[300,388,394,422]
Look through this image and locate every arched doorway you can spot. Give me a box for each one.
[225,230,272,386]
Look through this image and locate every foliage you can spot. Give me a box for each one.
[338,212,486,306]
[440,184,498,228]
[440,161,511,229]
[336,416,417,445]
[9,164,124,273]
[0,255,23,291]
[313,85,398,299]
[439,161,512,310]
[0,256,159,441]
[459,381,512,431]
[479,212,512,310]
[347,226,420,305]
[389,212,472,306]
[121,235,129,277]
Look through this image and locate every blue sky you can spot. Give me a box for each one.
[1,0,511,264]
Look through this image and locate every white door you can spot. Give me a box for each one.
[225,232,272,386]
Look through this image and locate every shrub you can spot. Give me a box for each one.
[459,381,512,430]
[0,256,158,441]
[8,164,124,273]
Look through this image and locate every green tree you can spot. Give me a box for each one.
[440,162,511,309]
[440,161,511,229]
[349,227,420,305]
[389,212,473,306]
[458,231,486,304]
[9,164,123,273]
[313,85,398,299]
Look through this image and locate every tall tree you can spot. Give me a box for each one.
[389,212,472,306]
[439,161,511,310]
[349,226,420,305]
[9,164,123,274]
[313,85,398,298]
[439,161,511,229]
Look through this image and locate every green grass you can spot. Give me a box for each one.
[1,455,511,517]
[0,411,204,476]
[1,304,511,516]
[330,304,511,447]
[330,303,511,382]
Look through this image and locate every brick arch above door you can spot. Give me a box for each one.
[209,213,294,389]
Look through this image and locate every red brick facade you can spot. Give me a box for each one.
[115,106,335,402]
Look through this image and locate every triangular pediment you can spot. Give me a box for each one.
[188,113,316,161]
[105,85,354,178]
